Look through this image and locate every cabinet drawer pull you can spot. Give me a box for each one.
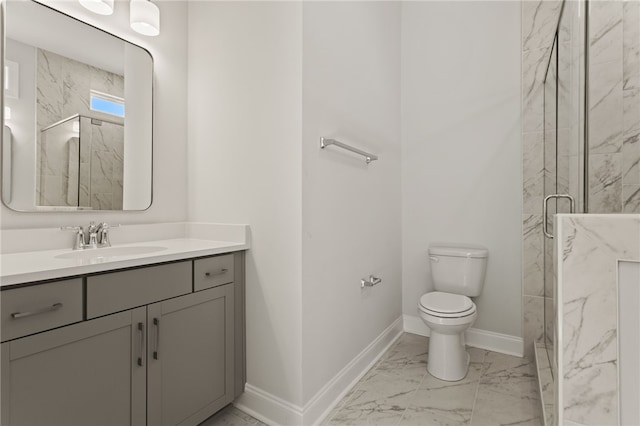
[11,303,63,319]
[153,318,160,360]
[137,322,144,367]
[205,269,228,277]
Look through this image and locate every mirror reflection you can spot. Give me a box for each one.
[2,0,153,211]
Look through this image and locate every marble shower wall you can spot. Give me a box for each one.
[36,48,124,209]
[522,0,563,360]
[555,214,640,426]
[588,0,640,213]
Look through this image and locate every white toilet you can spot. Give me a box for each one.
[418,243,489,381]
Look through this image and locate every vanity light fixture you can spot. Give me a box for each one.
[130,0,160,37]
[78,0,114,16]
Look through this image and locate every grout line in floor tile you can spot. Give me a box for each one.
[395,365,428,426]
[468,349,487,426]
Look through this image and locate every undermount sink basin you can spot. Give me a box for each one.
[55,246,167,260]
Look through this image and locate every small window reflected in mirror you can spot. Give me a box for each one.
[90,90,125,118]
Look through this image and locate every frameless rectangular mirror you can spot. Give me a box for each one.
[1,0,153,211]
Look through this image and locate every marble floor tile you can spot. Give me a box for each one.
[471,352,543,426]
[199,404,260,426]
[399,405,469,426]
[406,382,478,424]
[470,384,543,426]
[220,334,544,426]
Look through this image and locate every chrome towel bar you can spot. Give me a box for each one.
[320,137,378,164]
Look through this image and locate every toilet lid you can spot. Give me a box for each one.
[419,292,474,314]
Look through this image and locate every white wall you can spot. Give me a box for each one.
[1,0,188,228]
[187,1,304,408]
[401,1,522,337]
[301,1,402,403]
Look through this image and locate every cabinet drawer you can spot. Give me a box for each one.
[1,279,83,342]
[87,262,192,319]
[194,255,234,291]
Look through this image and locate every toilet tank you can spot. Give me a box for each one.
[428,243,489,297]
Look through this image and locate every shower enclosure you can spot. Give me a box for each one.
[38,114,124,210]
[541,0,640,421]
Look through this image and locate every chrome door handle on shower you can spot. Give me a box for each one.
[543,194,575,239]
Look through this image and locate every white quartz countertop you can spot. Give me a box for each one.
[1,239,248,287]
[0,223,250,287]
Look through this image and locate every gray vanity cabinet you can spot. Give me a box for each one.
[1,307,147,426]
[147,285,235,426]
[0,252,245,426]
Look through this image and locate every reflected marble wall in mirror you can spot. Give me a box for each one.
[2,0,153,211]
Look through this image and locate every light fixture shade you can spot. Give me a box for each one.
[78,0,114,15]
[130,0,160,37]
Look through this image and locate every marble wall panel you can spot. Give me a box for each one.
[623,87,640,186]
[589,0,623,66]
[623,0,640,90]
[523,132,545,214]
[523,214,544,297]
[588,0,640,214]
[79,163,90,207]
[523,295,544,360]
[623,184,640,212]
[522,0,563,52]
[589,60,624,154]
[589,153,623,212]
[524,47,552,133]
[556,215,640,426]
[67,137,79,206]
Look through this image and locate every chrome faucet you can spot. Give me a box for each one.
[61,222,119,250]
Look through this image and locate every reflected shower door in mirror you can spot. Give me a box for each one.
[39,115,124,209]
[1,0,153,211]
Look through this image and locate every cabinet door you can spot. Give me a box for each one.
[147,285,234,426]
[1,308,146,426]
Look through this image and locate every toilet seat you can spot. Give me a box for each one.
[419,292,476,318]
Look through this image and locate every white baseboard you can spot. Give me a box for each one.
[305,317,403,425]
[235,384,303,426]
[235,317,404,426]
[402,314,524,357]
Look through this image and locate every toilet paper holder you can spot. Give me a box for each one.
[361,275,382,288]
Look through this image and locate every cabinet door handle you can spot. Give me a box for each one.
[205,269,228,277]
[153,318,160,360]
[11,303,63,319]
[137,322,144,367]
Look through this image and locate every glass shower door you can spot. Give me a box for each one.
[543,36,558,377]
[542,0,586,378]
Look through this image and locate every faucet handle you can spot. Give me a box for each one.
[98,223,120,247]
[100,222,120,229]
[61,226,86,250]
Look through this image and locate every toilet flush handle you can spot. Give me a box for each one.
[429,256,439,263]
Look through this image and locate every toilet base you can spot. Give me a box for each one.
[426,331,470,381]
